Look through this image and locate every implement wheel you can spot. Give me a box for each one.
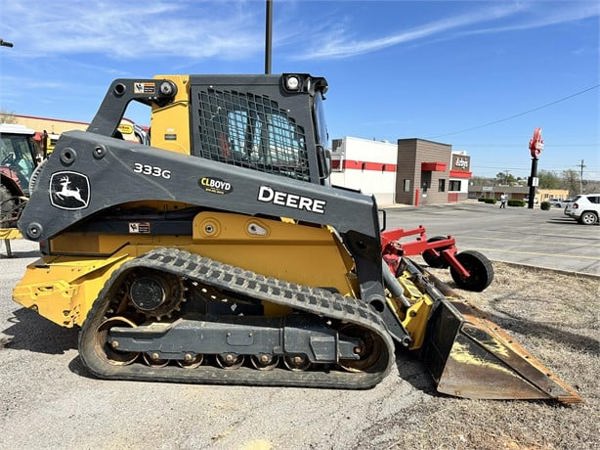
[422,236,451,268]
[450,250,494,292]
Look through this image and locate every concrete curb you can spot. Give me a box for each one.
[490,259,600,280]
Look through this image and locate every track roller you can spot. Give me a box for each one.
[143,352,169,368]
[250,354,280,371]
[216,353,245,370]
[284,354,311,371]
[176,354,204,369]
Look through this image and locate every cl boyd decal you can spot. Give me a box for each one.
[257,186,326,214]
[49,171,90,210]
[199,177,233,195]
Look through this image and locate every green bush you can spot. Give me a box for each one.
[507,200,525,207]
[540,201,551,211]
[483,198,497,204]
[477,198,486,202]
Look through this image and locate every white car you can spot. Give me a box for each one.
[549,198,573,208]
[564,194,600,225]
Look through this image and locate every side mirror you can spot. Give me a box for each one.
[317,145,331,180]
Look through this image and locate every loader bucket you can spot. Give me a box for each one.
[420,274,582,403]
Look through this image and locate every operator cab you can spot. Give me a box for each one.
[0,124,38,194]
[87,73,332,185]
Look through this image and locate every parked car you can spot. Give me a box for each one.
[524,197,539,205]
[549,198,574,208]
[564,194,600,225]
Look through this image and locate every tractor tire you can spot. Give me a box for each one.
[422,236,451,269]
[578,211,598,225]
[0,185,17,227]
[450,250,494,292]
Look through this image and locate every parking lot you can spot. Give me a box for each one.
[0,202,598,449]
[385,201,600,276]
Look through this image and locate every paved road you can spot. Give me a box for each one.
[384,202,600,276]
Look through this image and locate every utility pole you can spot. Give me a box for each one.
[578,159,586,194]
[264,0,273,75]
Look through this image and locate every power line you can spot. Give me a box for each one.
[428,84,600,139]
[471,165,600,174]
[453,143,598,148]
[471,166,600,171]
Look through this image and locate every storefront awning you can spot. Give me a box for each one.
[421,162,447,172]
[449,170,472,179]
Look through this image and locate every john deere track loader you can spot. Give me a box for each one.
[13,74,580,402]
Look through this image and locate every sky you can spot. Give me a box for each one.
[0,0,598,179]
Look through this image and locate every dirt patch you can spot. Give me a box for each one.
[356,262,599,450]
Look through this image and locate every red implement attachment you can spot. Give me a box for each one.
[381,226,493,292]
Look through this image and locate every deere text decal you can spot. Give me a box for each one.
[257,186,326,214]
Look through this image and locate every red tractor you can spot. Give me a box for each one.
[1,124,41,252]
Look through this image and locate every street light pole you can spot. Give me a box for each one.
[265,0,273,75]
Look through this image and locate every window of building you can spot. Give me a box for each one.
[438,179,446,192]
[421,172,432,191]
[449,180,461,191]
[403,179,411,192]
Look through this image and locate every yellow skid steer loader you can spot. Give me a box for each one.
[13,74,581,402]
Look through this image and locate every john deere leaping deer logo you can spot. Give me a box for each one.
[49,171,90,210]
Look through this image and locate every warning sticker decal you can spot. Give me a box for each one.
[128,222,151,234]
[134,82,156,94]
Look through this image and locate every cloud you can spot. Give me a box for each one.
[463,2,600,36]
[294,1,600,60]
[1,1,598,64]
[0,74,71,90]
[0,0,264,60]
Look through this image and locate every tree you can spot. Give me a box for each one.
[495,171,516,185]
[0,109,17,124]
[562,169,580,196]
[538,170,561,189]
[471,176,493,186]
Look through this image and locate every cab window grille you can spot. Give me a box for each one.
[193,88,309,181]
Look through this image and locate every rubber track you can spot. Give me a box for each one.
[79,248,395,389]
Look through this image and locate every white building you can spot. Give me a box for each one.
[331,136,473,207]
[330,137,398,206]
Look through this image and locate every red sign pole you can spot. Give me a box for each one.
[527,128,544,209]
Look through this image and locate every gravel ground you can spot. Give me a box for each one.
[357,263,599,450]
[0,248,598,449]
